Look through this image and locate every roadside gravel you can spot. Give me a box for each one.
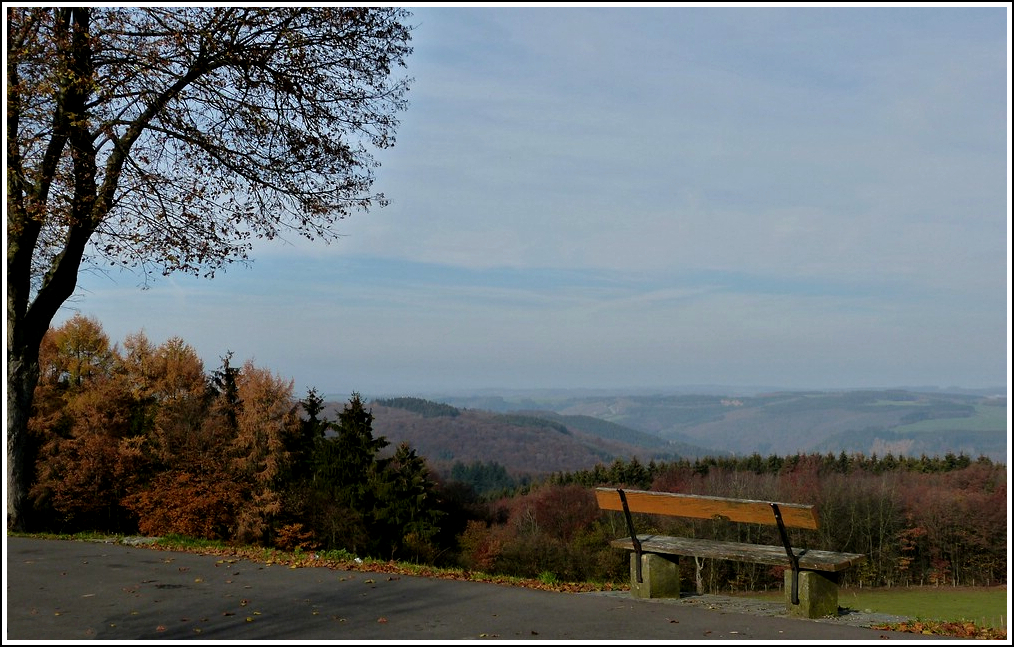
[586,590,914,629]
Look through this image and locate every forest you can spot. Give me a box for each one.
[22,314,1007,595]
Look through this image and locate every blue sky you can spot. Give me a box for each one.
[53,5,1009,399]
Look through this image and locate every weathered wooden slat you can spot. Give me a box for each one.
[610,535,866,572]
[595,487,819,530]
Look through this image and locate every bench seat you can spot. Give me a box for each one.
[610,534,866,572]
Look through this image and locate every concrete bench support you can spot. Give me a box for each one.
[630,554,842,619]
[629,553,680,599]
[785,570,840,619]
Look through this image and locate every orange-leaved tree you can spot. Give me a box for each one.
[229,360,301,546]
[29,315,142,532]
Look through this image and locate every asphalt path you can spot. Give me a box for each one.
[5,537,945,643]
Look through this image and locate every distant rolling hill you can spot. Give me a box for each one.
[319,388,1006,482]
[338,400,689,481]
[436,388,1007,463]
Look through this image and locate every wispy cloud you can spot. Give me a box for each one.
[59,6,1009,396]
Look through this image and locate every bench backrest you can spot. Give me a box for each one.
[594,487,819,531]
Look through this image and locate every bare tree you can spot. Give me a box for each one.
[6,6,414,530]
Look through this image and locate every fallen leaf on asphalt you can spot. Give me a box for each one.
[378,617,387,623]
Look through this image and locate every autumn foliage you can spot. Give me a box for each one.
[28,315,444,561]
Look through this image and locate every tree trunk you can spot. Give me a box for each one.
[695,555,704,594]
[7,348,40,532]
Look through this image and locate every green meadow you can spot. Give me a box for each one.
[893,403,1007,433]
[750,586,1008,630]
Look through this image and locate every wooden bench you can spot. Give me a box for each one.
[595,487,866,619]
